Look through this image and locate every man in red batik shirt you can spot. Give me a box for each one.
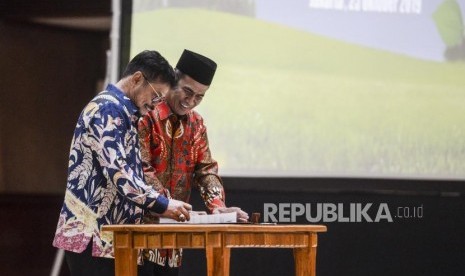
[137,49,249,276]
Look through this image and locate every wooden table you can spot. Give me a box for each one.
[102,224,327,276]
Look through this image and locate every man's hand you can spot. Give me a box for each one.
[161,199,192,222]
[213,206,249,223]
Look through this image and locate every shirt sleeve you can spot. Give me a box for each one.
[86,104,168,214]
[193,119,226,212]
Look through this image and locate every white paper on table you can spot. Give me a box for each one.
[158,212,237,224]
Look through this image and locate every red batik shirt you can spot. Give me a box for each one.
[137,100,226,267]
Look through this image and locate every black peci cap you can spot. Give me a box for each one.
[176,49,217,85]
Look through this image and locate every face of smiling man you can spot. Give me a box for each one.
[165,73,209,116]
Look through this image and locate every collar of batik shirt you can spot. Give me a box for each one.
[105,83,138,117]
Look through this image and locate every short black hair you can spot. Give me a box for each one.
[122,50,176,87]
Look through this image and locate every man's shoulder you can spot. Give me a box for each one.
[78,91,130,128]
[86,91,129,116]
[189,110,204,122]
[92,91,121,106]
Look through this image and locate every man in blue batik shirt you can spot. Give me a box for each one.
[53,50,192,276]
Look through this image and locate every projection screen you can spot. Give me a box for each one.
[128,0,465,180]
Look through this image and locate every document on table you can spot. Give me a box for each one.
[159,212,237,224]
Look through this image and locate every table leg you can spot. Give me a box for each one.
[113,231,138,276]
[293,233,318,276]
[215,247,230,276]
[206,246,214,276]
[206,246,230,276]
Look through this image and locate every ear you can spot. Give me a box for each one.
[131,71,144,85]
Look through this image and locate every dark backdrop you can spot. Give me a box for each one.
[1,177,463,276]
[180,177,465,276]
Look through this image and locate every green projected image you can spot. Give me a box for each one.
[130,0,465,179]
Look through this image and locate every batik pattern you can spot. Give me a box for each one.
[53,85,167,258]
[138,100,226,267]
